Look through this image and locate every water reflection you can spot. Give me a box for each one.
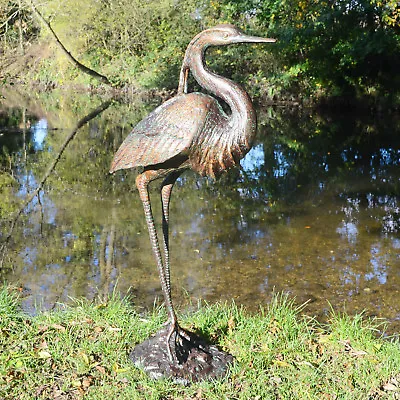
[0,92,399,333]
[273,145,290,178]
[337,198,360,244]
[31,119,48,151]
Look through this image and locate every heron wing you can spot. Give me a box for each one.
[110,93,214,172]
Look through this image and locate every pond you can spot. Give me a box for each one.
[1,89,399,334]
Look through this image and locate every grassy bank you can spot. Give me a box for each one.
[0,286,399,399]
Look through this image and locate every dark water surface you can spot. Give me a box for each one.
[1,90,399,333]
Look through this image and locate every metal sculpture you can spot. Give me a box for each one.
[110,24,275,381]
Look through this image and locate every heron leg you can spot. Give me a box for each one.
[160,171,184,354]
[136,169,193,362]
[136,171,178,360]
[160,171,182,310]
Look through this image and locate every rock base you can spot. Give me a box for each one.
[130,326,233,385]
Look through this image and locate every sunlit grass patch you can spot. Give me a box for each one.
[0,286,399,399]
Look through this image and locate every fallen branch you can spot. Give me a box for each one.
[25,0,112,86]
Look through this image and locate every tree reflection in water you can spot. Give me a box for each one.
[0,92,399,332]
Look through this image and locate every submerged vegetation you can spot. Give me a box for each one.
[0,0,399,107]
[0,286,399,399]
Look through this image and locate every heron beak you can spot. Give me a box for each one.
[233,34,276,44]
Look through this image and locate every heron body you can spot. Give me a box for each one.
[110,24,275,363]
[111,92,234,179]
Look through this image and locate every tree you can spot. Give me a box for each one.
[26,0,111,85]
[225,0,400,103]
[0,0,38,55]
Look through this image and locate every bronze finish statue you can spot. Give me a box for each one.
[110,24,275,381]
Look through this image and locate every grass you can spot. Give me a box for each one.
[0,286,399,399]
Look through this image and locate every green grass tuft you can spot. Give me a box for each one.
[0,286,399,399]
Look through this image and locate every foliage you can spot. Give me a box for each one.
[0,0,38,53]
[0,171,20,218]
[22,0,208,89]
[219,0,400,104]
[1,0,399,106]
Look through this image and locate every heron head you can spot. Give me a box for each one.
[203,24,276,46]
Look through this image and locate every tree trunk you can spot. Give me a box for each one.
[18,0,24,55]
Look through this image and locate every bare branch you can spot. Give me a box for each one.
[25,0,113,86]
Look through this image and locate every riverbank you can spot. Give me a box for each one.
[1,286,399,399]
[1,42,398,112]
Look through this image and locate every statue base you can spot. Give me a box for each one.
[129,326,233,384]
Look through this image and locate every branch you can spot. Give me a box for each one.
[25,0,112,86]
[0,10,19,31]
[0,100,112,268]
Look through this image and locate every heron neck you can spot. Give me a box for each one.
[186,43,257,144]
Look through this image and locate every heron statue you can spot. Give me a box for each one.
[110,24,275,380]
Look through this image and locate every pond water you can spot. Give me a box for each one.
[0,89,399,334]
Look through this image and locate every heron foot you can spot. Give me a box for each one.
[166,323,208,365]
[165,321,193,362]
[129,325,233,384]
